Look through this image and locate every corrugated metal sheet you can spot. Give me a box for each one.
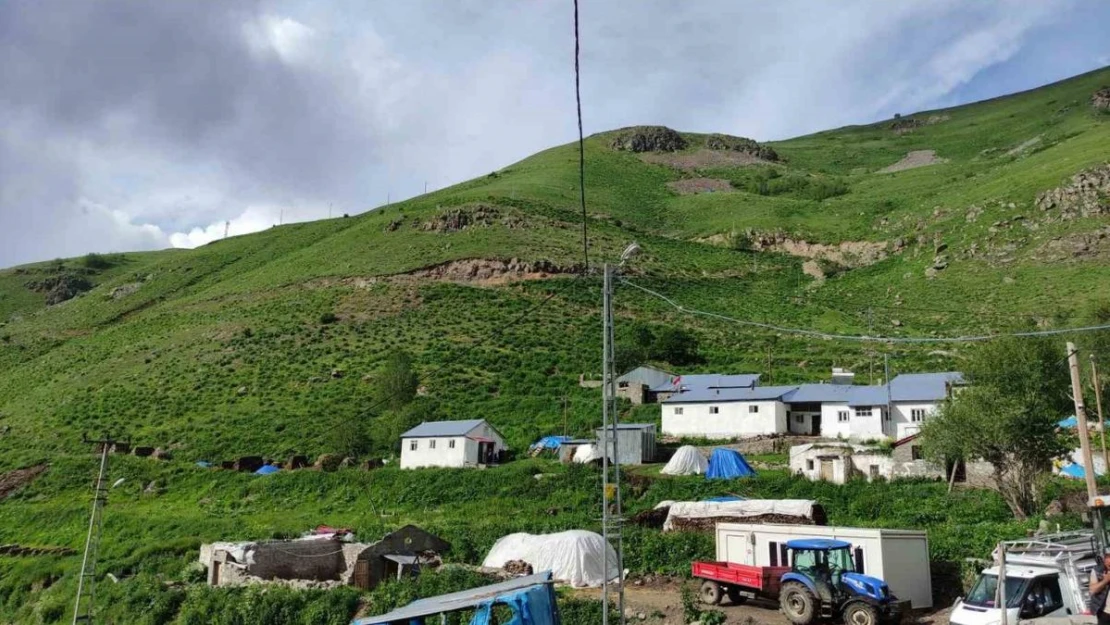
[651,373,761,392]
[662,385,798,403]
[888,372,964,402]
[401,419,485,438]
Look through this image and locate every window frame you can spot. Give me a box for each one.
[409,440,418,451]
[709,406,720,415]
[911,408,927,423]
[855,407,873,418]
[837,410,849,423]
[674,406,684,416]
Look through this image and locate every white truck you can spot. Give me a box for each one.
[950,532,1097,625]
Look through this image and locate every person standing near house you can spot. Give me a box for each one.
[1089,550,1110,624]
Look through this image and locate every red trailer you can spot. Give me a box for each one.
[692,561,792,606]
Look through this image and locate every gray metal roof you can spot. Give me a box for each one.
[651,373,760,393]
[595,423,656,431]
[889,372,964,402]
[400,419,486,438]
[353,572,554,624]
[662,385,798,403]
[616,365,674,390]
[783,384,890,406]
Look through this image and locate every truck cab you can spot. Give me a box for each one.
[950,533,1095,625]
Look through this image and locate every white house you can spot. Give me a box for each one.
[886,372,964,439]
[784,384,891,440]
[399,419,506,469]
[661,386,793,438]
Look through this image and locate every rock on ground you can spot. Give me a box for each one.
[877,150,947,174]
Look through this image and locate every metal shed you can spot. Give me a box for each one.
[594,423,656,465]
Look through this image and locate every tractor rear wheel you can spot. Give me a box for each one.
[843,602,880,625]
[700,580,723,605]
[780,581,817,625]
[726,587,747,605]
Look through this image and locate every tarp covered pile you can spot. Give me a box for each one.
[706,448,756,479]
[572,444,610,464]
[482,530,619,588]
[657,498,820,532]
[660,445,708,475]
[530,436,572,452]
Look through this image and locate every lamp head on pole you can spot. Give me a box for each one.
[619,242,641,266]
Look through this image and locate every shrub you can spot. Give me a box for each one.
[319,312,339,324]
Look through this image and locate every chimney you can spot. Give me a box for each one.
[831,368,855,385]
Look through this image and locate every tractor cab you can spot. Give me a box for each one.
[780,539,900,625]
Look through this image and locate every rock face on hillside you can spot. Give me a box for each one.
[1093,88,1110,110]
[888,114,949,135]
[609,126,687,152]
[25,273,93,305]
[410,258,578,284]
[419,204,526,233]
[1035,164,1110,219]
[703,134,779,161]
[745,231,890,267]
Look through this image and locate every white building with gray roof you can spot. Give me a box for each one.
[399,419,506,469]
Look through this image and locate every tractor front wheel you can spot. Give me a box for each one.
[843,602,880,625]
[780,581,817,625]
[700,580,723,605]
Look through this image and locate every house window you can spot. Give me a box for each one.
[794,415,804,423]
[748,405,759,413]
[429,439,436,450]
[409,440,417,451]
[674,407,684,416]
[837,411,849,423]
[856,407,873,417]
[448,440,456,449]
[709,406,720,415]
[911,445,924,461]
[911,409,927,422]
[806,459,814,471]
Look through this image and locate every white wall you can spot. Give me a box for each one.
[890,401,938,439]
[818,403,891,440]
[662,400,787,438]
[400,436,470,469]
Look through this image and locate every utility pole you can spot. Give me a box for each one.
[73,433,116,624]
[223,220,229,239]
[1067,342,1098,498]
[868,308,874,384]
[1093,355,1108,478]
[424,181,428,195]
[279,208,284,226]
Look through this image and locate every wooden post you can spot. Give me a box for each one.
[1068,342,1098,499]
[1094,355,1108,479]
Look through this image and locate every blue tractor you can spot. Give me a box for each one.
[778,539,901,625]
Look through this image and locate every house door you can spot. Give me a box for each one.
[352,560,370,590]
[478,442,492,465]
[811,414,822,436]
[820,459,835,481]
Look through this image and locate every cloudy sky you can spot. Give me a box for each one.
[1,1,1108,268]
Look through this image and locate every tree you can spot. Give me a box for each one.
[374,350,419,412]
[330,410,370,459]
[616,324,703,372]
[920,336,1072,519]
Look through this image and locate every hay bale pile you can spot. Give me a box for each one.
[668,513,817,533]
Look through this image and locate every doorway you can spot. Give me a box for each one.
[811,414,822,436]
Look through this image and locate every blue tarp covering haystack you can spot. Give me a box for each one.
[706,448,757,480]
[254,465,280,475]
[529,436,572,451]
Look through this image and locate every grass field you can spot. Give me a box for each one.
[0,67,1108,622]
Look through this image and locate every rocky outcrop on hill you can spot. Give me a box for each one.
[609,126,687,153]
[419,204,527,233]
[1034,164,1110,219]
[26,273,93,305]
[1038,226,1110,262]
[745,231,891,267]
[410,258,579,284]
[888,114,949,135]
[703,134,779,161]
[1093,88,1110,111]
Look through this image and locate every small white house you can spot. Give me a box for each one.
[784,384,889,440]
[399,419,506,469]
[887,372,964,439]
[661,386,793,438]
[790,438,947,484]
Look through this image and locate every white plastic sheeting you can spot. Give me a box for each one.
[572,444,610,464]
[482,530,619,588]
[660,446,708,475]
[660,499,817,531]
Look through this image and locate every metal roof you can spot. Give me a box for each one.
[651,373,760,393]
[595,423,656,431]
[400,419,486,438]
[786,538,853,550]
[616,365,674,389]
[662,385,798,403]
[888,372,964,402]
[783,384,889,406]
[353,572,554,624]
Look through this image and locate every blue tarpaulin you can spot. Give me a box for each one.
[704,495,746,502]
[195,461,213,468]
[1060,463,1086,479]
[254,465,280,475]
[1058,415,1109,429]
[529,436,572,451]
[468,582,558,625]
[706,448,757,480]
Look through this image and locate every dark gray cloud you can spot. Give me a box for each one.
[1,0,1108,266]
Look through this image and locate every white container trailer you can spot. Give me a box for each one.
[715,522,933,609]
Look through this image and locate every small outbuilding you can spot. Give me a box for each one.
[593,423,656,466]
[400,419,506,469]
[615,365,675,404]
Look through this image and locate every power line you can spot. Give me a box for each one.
[573,0,589,270]
[619,277,1110,344]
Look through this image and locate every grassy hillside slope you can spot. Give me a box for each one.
[0,67,1108,622]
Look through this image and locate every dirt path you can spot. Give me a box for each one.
[573,581,951,625]
[877,150,946,173]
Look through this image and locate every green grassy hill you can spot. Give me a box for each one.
[0,67,1108,623]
